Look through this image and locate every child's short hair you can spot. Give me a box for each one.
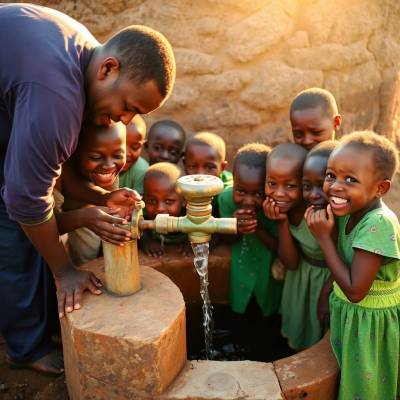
[128,115,147,139]
[306,140,338,160]
[290,88,338,118]
[148,120,186,142]
[233,143,271,172]
[268,143,308,169]
[185,132,226,161]
[144,162,182,184]
[339,131,399,180]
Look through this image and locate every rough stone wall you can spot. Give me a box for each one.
[19,0,400,161]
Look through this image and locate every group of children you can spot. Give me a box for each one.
[55,87,399,400]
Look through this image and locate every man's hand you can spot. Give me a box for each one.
[54,266,102,318]
[263,197,287,221]
[234,209,257,234]
[82,206,131,245]
[104,188,141,220]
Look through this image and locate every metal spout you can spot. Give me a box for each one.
[139,175,237,243]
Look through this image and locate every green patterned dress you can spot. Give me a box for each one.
[280,218,331,350]
[330,204,400,400]
[218,187,282,316]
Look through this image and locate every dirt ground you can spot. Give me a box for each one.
[0,339,67,400]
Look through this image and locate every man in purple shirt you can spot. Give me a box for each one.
[0,4,175,374]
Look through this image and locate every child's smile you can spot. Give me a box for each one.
[266,158,303,213]
[324,146,382,220]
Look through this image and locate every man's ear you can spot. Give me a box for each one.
[376,179,391,198]
[220,160,228,172]
[97,57,120,80]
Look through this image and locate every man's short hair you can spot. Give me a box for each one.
[290,88,338,118]
[185,132,226,162]
[338,131,399,180]
[105,25,176,98]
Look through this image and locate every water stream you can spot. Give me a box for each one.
[191,242,214,359]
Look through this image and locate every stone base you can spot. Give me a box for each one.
[61,263,186,400]
[162,360,283,400]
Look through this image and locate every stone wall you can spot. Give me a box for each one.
[20,0,400,161]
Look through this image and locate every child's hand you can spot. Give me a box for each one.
[142,237,165,258]
[263,197,287,221]
[234,209,257,234]
[178,242,193,257]
[305,204,335,240]
[105,188,141,220]
[83,206,131,245]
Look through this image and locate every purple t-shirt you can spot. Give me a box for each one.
[0,4,98,224]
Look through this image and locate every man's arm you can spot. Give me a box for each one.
[21,216,102,318]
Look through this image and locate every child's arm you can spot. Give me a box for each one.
[263,198,299,270]
[306,205,382,302]
[254,225,277,252]
[55,207,131,245]
[317,274,333,328]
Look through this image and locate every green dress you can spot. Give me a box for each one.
[118,156,149,195]
[212,170,233,217]
[330,204,400,400]
[218,187,282,316]
[280,218,331,350]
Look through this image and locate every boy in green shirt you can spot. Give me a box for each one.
[219,143,282,360]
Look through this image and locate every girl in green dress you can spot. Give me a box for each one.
[264,142,336,350]
[306,131,400,400]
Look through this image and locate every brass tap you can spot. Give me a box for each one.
[138,175,237,243]
[103,175,237,296]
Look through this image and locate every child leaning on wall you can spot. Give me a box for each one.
[118,115,148,195]
[218,143,283,361]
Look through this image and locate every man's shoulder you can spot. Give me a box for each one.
[0,4,97,105]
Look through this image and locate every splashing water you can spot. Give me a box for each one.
[191,242,214,359]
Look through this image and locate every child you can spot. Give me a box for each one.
[184,131,233,217]
[145,120,186,165]
[264,143,327,350]
[302,141,338,330]
[290,88,341,151]
[141,162,191,257]
[61,121,129,265]
[118,115,149,194]
[218,143,282,360]
[306,131,399,400]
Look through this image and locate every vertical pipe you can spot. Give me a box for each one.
[102,236,141,296]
